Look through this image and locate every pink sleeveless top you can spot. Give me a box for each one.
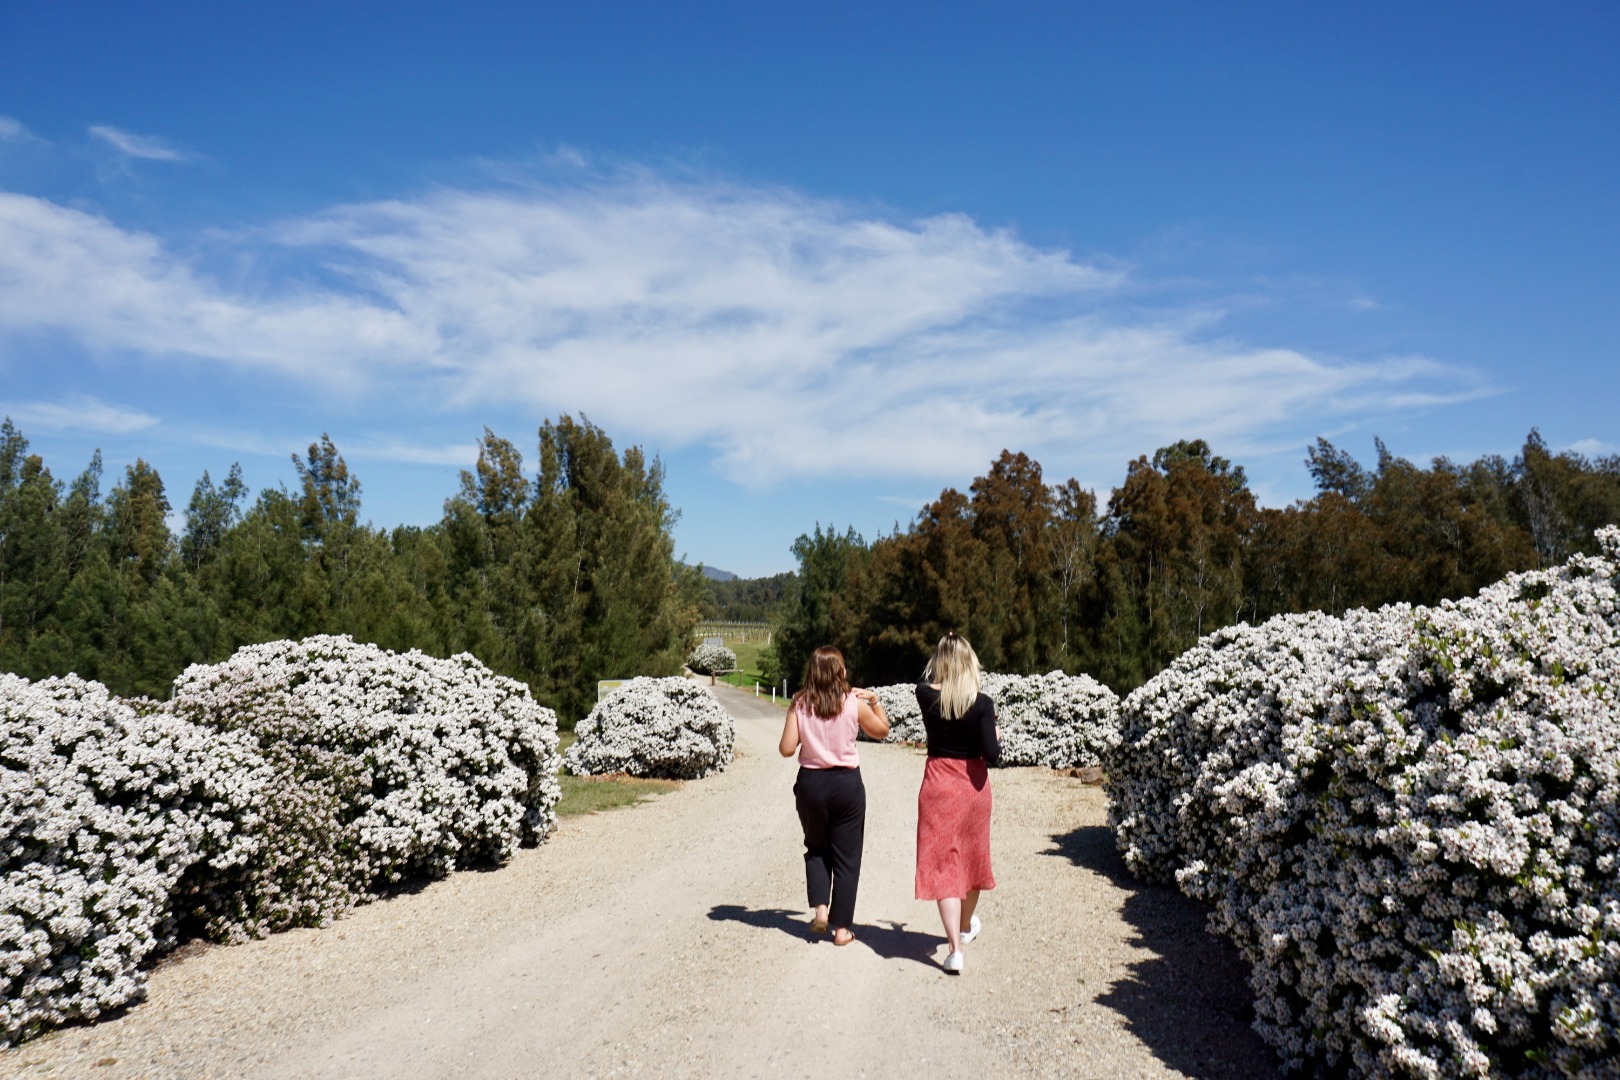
[796,691,861,769]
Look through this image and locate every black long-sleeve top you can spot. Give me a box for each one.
[915,683,1000,765]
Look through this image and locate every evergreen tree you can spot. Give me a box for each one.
[181,464,247,571]
[967,451,1052,672]
[106,459,172,585]
[1049,479,1099,668]
[0,422,67,674]
[699,571,796,622]
[437,428,534,674]
[774,524,867,691]
[206,486,323,645]
[1087,440,1254,688]
[1515,429,1620,566]
[508,416,699,722]
[293,434,361,536]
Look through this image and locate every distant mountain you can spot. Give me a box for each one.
[701,565,739,582]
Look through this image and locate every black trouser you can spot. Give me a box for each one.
[793,766,867,931]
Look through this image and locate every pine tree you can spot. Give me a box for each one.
[0,422,67,673]
[1087,440,1254,689]
[523,417,699,722]
[181,463,247,571]
[293,434,361,537]
[968,450,1053,672]
[106,459,172,585]
[1049,479,1099,669]
[775,524,867,691]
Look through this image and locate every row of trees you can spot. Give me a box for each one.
[773,432,1620,693]
[0,416,700,724]
[699,571,796,623]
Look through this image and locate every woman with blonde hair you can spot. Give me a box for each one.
[914,631,999,973]
[779,645,889,945]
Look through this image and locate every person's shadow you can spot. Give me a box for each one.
[706,904,942,970]
[1045,826,1281,1079]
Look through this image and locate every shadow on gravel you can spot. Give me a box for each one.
[706,905,941,970]
[1045,826,1282,1080]
[846,919,942,970]
[706,903,808,940]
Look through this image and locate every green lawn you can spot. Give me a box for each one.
[712,636,776,692]
[554,732,681,817]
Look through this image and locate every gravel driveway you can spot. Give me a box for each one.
[2,682,1278,1079]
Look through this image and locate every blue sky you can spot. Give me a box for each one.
[1,2,1616,577]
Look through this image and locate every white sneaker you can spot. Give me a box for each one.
[943,950,965,974]
[959,914,981,945]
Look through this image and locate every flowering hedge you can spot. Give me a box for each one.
[867,683,925,743]
[864,673,1118,769]
[167,635,562,938]
[685,641,737,676]
[3,637,562,1046]
[1,674,266,1046]
[982,671,1120,768]
[565,677,734,780]
[1107,528,1620,1078]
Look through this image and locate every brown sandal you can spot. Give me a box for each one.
[810,917,828,935]
[832,928,857,946]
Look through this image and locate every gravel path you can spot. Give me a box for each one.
[2,683,1278,1079]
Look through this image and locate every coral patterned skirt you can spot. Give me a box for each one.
[915,756,995,900]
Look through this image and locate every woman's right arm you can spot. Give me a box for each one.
[779,704,801,758]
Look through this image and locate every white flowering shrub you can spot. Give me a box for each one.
[984,671,1120,769]
[866,673,1118,769]
[686,641,737,676]
[168,635,562,938]
[565,677,734,780]
[1107,527,1620,1078]
[1,674,266,1046]
[863,683,925,743]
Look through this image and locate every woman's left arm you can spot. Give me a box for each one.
[779,704,801,758]
[853,688,889,740]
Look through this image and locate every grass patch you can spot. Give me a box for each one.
[557,774,681,816]
[554,732,682,816]
[713,637,777,691]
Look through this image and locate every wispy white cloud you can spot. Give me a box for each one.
[341,437,479,467]
[1567,438,1617,459]
[171,424,476,469]
[0,117,27,141]
[88,124,185,161]
[0,167,1492,487]
[0,194,432,384]
[3,395,159,435]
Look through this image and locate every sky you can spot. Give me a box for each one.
[1,2,1616,577]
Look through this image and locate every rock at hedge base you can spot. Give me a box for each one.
[565,677,735,780]
[686,641,737,676]
[167,635,562,939]
[1106,526,1620,1078]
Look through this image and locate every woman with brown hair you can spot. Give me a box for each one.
[778,645,889,945]
[915,631,1000,974]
